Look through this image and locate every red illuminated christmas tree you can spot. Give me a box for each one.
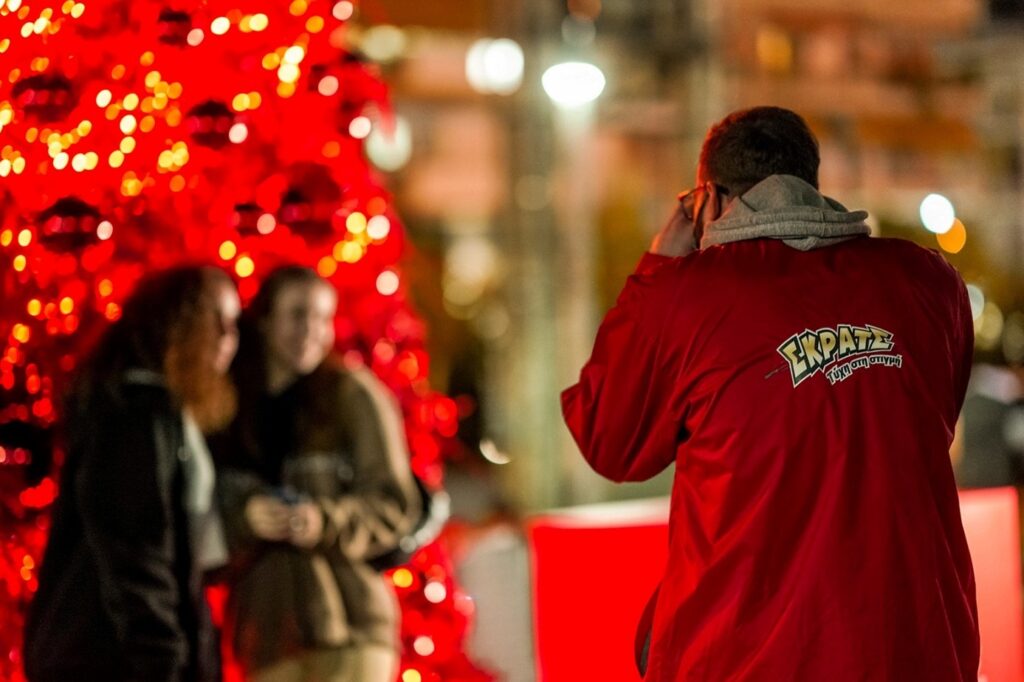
[0,1,492,680]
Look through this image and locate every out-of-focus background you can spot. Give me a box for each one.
[352,2,1024,679]
[366,0,1024,513]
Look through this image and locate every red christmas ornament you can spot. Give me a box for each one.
[186,100,237,149]
[157,6,194,46]
[11,74,78,124]
[37,197,103,253]
[278,163,343,242]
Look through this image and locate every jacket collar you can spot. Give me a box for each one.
[701,174,870,252]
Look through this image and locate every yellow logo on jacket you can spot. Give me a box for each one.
[777,324,903,387]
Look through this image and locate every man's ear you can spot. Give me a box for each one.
[702,182,724,223]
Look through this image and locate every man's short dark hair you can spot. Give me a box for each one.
[698,106,820,196]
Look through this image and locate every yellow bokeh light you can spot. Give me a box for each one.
[71,3,84,19]
[277,82,297,98]
[139,115,155,133]
[167,108,182,127]
[13,255,26,271]
[219,240,238,260]
[235,255,255,278]
[262,53,281,70]
[317,256,338,278]
[108,150,125,167]
[170,175,186,192]
[26,128,39,143]
[111,64,126,80]
[289,0,308,16]
[346,212,367,234]
[145,70,161,89]
[306,16,325,33]
[123,93,139,111]
[401,669,422,682]
[937,219,967,254]
[77,120,92,136]
[340,241,364,263]
[278,63,301,83]
[119,137,136,154]
[283,46,305,65]
[27,299,42,316]
[140,51,155,67]
[168,82,183,99]
[211,17,230,35]
[250,13,269,31]
[0,229,13,247]
[232,93,250,111]
[59,297,74,314]
[96,89,112,107]
[98,279,113,297]
[392,568,414,588]
[120,114,137,134]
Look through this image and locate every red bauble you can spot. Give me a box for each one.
[11,74,79,124]
[186,100,237,149]
[278,163,344,242]
[157,7,194,46]
[37,197,102,253]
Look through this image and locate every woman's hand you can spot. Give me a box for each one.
[244,495,292,541]
[288,502,325,549]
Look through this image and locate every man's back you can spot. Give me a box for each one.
[564,236,978,681]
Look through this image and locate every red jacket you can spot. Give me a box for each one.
[562,237,978,681]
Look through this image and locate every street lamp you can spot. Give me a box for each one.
[541,61,606,108]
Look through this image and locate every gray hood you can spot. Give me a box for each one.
[700,174,870,251]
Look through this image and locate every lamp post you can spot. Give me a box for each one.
[543,58,607,505]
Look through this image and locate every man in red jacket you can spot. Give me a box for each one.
[562,107,979,681]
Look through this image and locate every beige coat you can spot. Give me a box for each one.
[217,364,421,673]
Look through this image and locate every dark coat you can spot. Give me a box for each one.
[24,378,219,682]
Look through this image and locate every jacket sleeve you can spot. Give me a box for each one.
[561,252,686,483]
[74,392,187,682]
[316,367,422,562]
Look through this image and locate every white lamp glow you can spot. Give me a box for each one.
[919,193,955,234]
[542,61,606,108]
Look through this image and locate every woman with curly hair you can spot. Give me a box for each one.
[25,265,241,682]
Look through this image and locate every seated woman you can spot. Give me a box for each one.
[25,265,240,682]
[215,266,421,682]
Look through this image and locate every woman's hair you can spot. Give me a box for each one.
[70,265,237,432]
